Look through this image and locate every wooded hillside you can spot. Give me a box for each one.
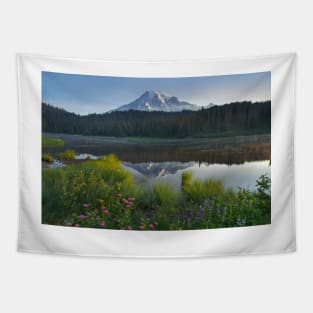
[42,101,271,138]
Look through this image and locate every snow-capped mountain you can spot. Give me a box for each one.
[114,91,208,112]
[207,102,216,109]
[123,161,195,177]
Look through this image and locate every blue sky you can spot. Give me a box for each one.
[42,71,271,115]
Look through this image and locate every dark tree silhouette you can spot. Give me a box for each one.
[42,101,271,138]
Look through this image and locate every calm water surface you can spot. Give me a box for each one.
[123,160,270,191]
[44,133,271,191]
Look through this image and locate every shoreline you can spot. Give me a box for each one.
[42,132,271,164]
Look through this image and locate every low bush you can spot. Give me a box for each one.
[42,154,271,230]
[42,153,54,163]
[57,149,75,160]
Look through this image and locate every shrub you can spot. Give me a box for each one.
[181,172,224,203]
[42,154,271,230]
[57,149,75,160]
[42,154,136,225]
[42,153,54,163]
[153,183,177,207]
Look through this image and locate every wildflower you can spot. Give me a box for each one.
[126,204,132,209]
[196,206,204,220]
[101,207,109,215]
[187,211,193,220]
[149,224,154,230]
[75,224,80,227]
[139,225,145,230]
[83,203,90,208]
[66,223,72,226]
[99,221,106,227]
[117,193,122,198]
[127,226,132,230]
[78,214,89,220]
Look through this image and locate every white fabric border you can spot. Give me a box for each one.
[17,53,296,258]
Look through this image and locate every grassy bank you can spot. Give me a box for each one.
[42,154,271,230]
[42,136,64,148]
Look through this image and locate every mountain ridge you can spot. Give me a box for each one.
[113,90,214,112]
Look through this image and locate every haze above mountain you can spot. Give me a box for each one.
[113,91,215,112]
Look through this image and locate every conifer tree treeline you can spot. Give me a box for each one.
[42,101,271,138]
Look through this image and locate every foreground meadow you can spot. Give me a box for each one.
[42,154,271,230]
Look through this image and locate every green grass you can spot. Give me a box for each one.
[42,154,271,230]
[42,136,64,148]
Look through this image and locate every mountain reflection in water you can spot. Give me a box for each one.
[123,160,270,191]
[43,133,271,190]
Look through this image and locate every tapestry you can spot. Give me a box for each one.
[17,53,296,257]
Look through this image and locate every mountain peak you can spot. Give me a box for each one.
[141,90,167,99]
[114,91,201,112]
[142,90,164,97]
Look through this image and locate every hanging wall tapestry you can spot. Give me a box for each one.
[17,53,296,257]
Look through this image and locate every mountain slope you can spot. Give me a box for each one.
[114,91,203,112]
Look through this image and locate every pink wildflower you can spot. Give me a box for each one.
[126,204,132,209]
[127,226,132,230]
[78,214,89,219]
[83,203,90,208]
[139,225,145,230]
[99,221,106,227]
[75,224,80,227]
[66,223,72,226]
[149,223,154,229]
[100,207,109,215]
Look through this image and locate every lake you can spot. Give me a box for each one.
[43,133,271,191]
[123,160,270,191]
